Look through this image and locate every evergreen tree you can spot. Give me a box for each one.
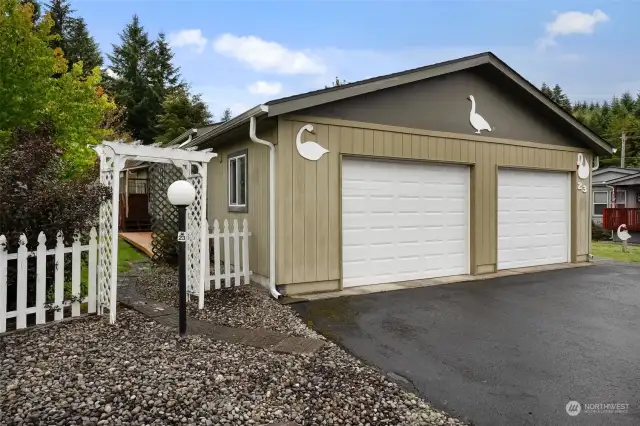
[220,108,232,122]
[105,15,154,143]
[64,17,102,72]
[551,84,571,112]
[540,82,553,99]
[154,88,212,145]
[45,0,102,73]
[144,31,184,141]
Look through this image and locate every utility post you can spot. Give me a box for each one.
[620,132,627,168]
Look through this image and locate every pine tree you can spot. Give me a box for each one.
[147,32,182,96]
[45,0,102,73]
[221,108,232,122]
[551,84,571,112]
[540,82,553,99]
[144,32,184,141]
[155,88,212,145]
[106,15,154,143]
[64,18,102,72]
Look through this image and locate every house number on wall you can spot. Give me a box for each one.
[577,181,587,193]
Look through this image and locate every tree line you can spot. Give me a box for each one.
[541,83,640,167]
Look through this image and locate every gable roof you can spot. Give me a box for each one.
[189,52,613,155]
[593,167,640,176]
[599,171,640,185]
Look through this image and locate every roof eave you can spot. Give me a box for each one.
[188,105,269,148]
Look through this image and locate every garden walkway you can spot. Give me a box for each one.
[117,262,324,355]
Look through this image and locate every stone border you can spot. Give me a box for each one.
[117,271,324,355]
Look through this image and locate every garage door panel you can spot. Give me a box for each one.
[498,169,569,270]
[342,158,470,288]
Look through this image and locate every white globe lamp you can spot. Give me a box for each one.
[166,179,196,338]
[167,180,196,206]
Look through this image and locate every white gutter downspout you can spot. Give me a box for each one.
[249,113,281,299]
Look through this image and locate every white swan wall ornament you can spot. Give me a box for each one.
[296,124,329,161]
[467,95,492,134]
[577,153,590,179]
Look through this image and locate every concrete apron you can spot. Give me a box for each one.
[284,262,594,303]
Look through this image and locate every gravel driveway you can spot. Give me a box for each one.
[1,271,465,425]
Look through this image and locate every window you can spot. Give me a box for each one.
[614,189,626,208]
[593,191,608,215]
[228,150,248,212]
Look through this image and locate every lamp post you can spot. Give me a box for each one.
[167,180,196,337]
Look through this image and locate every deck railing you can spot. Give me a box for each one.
[602,208,640,231]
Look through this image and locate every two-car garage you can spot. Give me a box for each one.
[341,157,572,288]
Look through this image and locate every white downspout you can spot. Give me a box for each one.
[249,115,281,299]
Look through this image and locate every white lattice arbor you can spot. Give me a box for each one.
[91,141,217,323]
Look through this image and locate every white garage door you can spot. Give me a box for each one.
[341,158,469,288]
[498,169,570,270]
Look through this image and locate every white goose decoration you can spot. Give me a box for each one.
[296,124,329,161]
[577,153,590,179]
[467,95,492,134]
[617,224,631,242]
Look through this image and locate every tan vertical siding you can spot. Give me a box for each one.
[273,116,592,286]
[207,127,274,278]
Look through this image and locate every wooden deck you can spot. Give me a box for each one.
[120,232,153,257]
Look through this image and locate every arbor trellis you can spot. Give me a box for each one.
[91,141,216,323]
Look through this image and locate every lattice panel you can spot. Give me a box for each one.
[98,158,114,313]
[148,163,182,264]
[186,174,203,295]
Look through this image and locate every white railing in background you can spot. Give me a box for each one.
[0,228,97,333]
[205,219,251,290]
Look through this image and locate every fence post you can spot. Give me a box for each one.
[16,234,28,329]
[88,227,97,314]
[0,235,7,333]
[54,231,64,322]
[213,220,221,290]
[233,220,240,286]
[242,219,250,285]
[223,219,231,288]
[71,233,81,317]
[36,232,47,325]
[205,222,211,291]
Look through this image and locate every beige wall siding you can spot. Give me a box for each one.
[276,116,592,286]
[207,127,275,278]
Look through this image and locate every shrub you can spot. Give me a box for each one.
[0,123,110,310]
[592,221,611,241]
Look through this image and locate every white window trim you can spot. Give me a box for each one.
[614,189,627,207]
[593,190,608,216]
[228,153,247,210]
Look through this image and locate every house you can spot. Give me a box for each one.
[592,167,640,231]
[189,52,613,296]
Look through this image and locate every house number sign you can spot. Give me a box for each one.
[577,181,587,193]
[177,231,186,242]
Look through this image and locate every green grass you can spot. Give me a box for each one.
[592,241,640,263]
[58,238,147,301]
[117,237,147,272]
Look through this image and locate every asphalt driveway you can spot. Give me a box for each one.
[293,263,640,426]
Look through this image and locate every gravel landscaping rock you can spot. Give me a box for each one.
[1,309,465,426]
[136,265,318,339]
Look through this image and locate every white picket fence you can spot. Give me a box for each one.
[205,219,251,290]
[0,228,97,333]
